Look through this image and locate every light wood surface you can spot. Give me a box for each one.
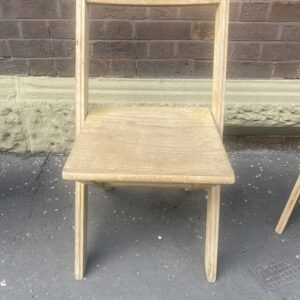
[63,106,235,185]
[74,182,88,280]
[205,186,220,283]
[84,181,210,189]
[204,0,229,283]
[211,0,229,136]
[275,175,300,234]
[66,0,231,283]
[86,0,219,6]
[74,0,89,281]
[76,0,89,135]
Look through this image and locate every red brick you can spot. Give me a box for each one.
[110,59,136,77]
[192,61,213,77]
[53,40,75,57]
[149,42,175,59]
[10,40,53,58]
[0,21,20,38]
[269,1,300,22]
[192,22,214,40]
[90,21,106,40]
[229,2,241,21]
[49,20,75,39]
[89,59,110,77]
[179,5,215,20]
[0,41,10,58]
[177,42,213,59]
[106,21,134,40]
[180,3,239,21]
[231,43,260,60]
[149,7,177,20]
[58,0,75,18]
[29,59,56,76]
[0,59,28,75]
[92,41,147,59]
[136,22,191,40]
[137,59,192,77]
[240,2,269,22]
[0,0,58,19]
[227,61,273,78]
[229,23,279,41]
[262,44,300,61]
[55,58,75,76]
[281,25,300,42]
[90,6,146,19]
[21,21,49,39]
[272,62,300,79]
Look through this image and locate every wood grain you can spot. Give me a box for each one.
[74,182,88,280]
[66,0,232,283]
[74,0,89,281]
[86,0,219,6]
[63,106,235,185]
[211,0,229,136]
[76,0,89,135]
[275,175,300,234]
[205,185,220,283]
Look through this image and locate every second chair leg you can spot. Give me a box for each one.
[205,185,221,283]
[74,182,88,280]
[275,175,300,234]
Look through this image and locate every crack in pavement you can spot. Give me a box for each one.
[29,154,50,196]
[27,155,50,221]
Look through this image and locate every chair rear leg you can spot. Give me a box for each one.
[275,175,300,234]
[75,182,88,280]
[205,185,221,283]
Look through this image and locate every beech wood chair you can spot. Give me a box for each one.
[62,0,234,283]
[275,175,300,234]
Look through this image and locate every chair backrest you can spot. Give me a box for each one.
[76,0,230,136]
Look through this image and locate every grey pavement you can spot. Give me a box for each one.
[0,143,299,300]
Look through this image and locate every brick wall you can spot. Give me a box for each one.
[0,0,300,78]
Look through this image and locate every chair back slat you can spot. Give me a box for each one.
[76,0,230,138]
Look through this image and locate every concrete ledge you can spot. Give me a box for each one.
[0,76,299,153]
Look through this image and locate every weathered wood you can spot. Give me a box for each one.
[86,0,219,6]
[64,0,232,283]
[275,175,300,234]
[74,182,88,280]
[205,185,220,282]
[63,106,235,185]
[211,0,229,136]
[76,0,89,134]
[82,181,210,189]
[204,0,230,283]
[74,0,89,281]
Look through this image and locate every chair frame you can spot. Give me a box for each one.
[275,175,300,234]
[74,0,230,283]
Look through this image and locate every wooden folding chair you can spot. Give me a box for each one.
[62,0,234,283]
[275,175,300,234]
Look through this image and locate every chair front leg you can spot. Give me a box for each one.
[205,185,221,283]
[74,182,88,280]
[275,175,300,234]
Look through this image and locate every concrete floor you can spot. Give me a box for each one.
[0,144,299,300]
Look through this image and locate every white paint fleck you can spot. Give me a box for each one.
[158,236,162,240]
[0,280,6,287]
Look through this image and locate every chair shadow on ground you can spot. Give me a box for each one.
[85,186,210,277]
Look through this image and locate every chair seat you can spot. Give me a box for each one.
[63,106,235,186]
